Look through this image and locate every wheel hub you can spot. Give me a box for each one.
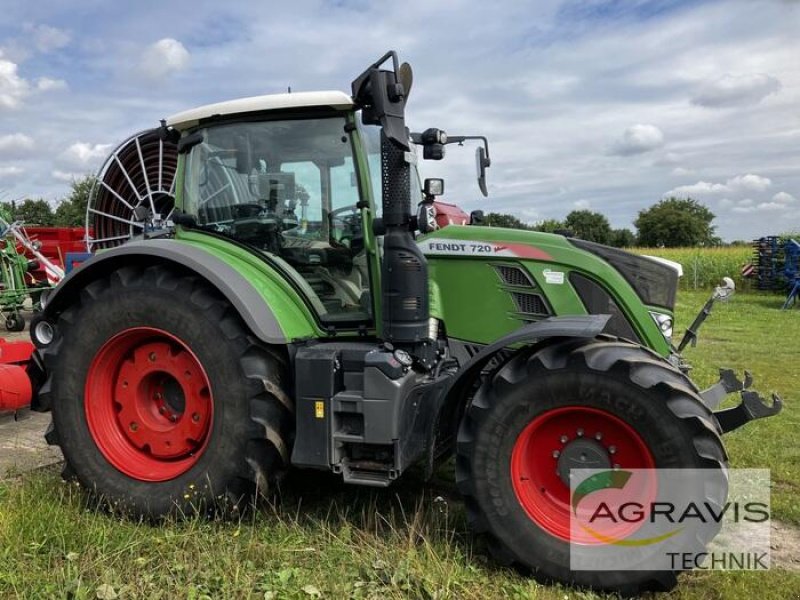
[556,438,611,485]
[85,328,214,481]
[510,406,657,542]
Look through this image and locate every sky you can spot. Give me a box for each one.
[0,0,798,241]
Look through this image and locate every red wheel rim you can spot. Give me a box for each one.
[85,327,214,482]
[511,406,656,543]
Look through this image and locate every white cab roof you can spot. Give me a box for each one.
[166,90,354,130]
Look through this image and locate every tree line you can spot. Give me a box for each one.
[1,177,94,228]
[484,197,719,248]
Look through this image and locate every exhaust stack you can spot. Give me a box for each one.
[352,51,430,345]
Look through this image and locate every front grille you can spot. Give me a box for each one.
[511,292,549,315]
[496,265,534,287]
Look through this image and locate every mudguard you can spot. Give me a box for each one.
[42,239,290,344]
[430,314,611,469]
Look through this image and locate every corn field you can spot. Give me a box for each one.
[629,246,754,291]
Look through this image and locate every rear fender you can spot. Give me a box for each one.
[42,239,321,345]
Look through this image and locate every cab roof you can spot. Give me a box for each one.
[166,90,354,130]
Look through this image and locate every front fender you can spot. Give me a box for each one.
[430,314,611,471]
[43,239,323,345]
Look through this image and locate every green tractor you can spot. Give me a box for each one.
[30,52,781,594]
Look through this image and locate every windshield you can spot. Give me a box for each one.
[182,116,373,323]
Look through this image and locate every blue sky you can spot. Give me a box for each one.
[0,0,798,240]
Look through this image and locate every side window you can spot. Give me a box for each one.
[184,117,373,325]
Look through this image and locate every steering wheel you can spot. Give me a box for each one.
[230,203,266,219]
[329,205,362,243]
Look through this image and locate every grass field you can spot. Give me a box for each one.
[0,290,798,599]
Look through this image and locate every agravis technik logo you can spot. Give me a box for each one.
[569,469,771,571]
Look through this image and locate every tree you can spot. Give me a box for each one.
[610,228,637,248]
[532,219,565,234]
[13,198,55,225]
[54,176,95,227]
[484,212,531,230]
[564,210,612,244]
[635,197,716,247]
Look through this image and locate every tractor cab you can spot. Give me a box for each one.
[167,93,388,325]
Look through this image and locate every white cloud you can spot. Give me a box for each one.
[139,38,190,79]
[0,165,24,178]
[0,133,35,156]
[727,173,771,193]
[772,192,796,204]
[691,73,781,108]
[573,199,591,210]
[51,169,84,182]
[719,198,734,208]
[611,124,664,156]
[58,142,113,168]
[666,181,729,197]
[0,51,30,109]
[671,167,694,177]
[25,24,71,53]
[36,77,67,92]
[666,173,772,198]
[756,201,787,211]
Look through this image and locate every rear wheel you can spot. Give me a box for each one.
[41,265,293,518]
[456,337,728,594]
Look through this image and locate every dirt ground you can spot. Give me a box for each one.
[772,521,800,570]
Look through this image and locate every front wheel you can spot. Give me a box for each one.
[42,265,293,518]
[456,338,728,594]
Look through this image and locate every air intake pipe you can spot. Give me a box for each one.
[352,51,430,346]
[380,131,430,344]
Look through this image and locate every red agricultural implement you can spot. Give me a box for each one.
[0,338,35,420]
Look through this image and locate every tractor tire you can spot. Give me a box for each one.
[40,265,293,519]
[5,313,25,332]
[456,337,728,595]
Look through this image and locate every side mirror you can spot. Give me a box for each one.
[470,210,485,225]
[417,202,438,234]
[424,178,444,197]
[475,147,491,197]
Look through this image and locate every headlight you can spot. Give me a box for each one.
[650,311,673,341]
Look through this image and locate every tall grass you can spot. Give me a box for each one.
[630,246,754,291]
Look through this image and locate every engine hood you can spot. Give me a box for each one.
[417,225,573,261]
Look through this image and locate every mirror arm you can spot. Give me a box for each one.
[444,135,491,165]
[409,133,491,164]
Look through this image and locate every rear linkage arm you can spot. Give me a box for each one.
[700,368,783,433]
